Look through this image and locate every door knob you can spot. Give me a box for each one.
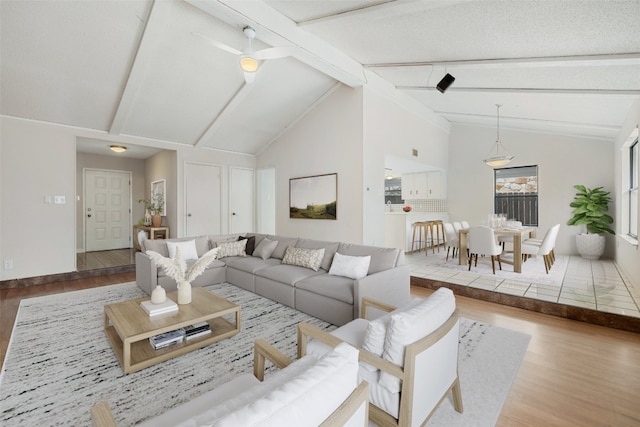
[187,213,192,217]
[87,214,92,218]
[232,212,237,216]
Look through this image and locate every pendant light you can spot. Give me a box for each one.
[483,104,514,168]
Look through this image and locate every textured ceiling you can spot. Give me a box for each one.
[2,0,639,160]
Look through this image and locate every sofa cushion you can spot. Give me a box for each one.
[217,239,248,258]
[255,264,324,285]
[360,298,424,371]
[328,252,371,280]
[209,234,243,248]
[253,237,278,260]
[224,256,280,274]
[211,343,359,427]
[294,239,340,271]
[143,236,209,257]
[336,243,399,274]
[379,287,456,392]
[266,235,299,259]
[282,246,325,272]
[295,274,354,304]
[167,240,199,260]
[237,235,256,255]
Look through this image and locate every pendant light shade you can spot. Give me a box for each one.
[484,104,514,168]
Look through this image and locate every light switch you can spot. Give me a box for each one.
[54,195,65,204]
[44,195,52,204]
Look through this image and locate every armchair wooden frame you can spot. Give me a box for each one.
[92,338,369,427]
[298,298,463,427]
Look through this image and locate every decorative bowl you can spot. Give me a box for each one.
[403,206,412,212]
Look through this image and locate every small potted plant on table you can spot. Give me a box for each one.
[139,193,164,227]
[566,184,614,259]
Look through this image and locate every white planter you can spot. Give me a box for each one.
[576,233,605,260]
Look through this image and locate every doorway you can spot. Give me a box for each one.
[83,168,132,252]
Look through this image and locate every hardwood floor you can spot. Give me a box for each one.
[1,276,638,426]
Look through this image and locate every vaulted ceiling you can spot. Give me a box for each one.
[2,0,639,159]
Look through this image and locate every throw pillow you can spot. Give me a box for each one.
[237,235,256,255]
[360,298,424,371]
[166,240,199,260]
[253,237,278,260]
[328,252,371,280]
[281,246,325,272]
[378,287,456,393]
[216,239,248,258]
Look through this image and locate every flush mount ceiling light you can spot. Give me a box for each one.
[110,145,127,153]
[484,104,514,168]
[385,168,393,179]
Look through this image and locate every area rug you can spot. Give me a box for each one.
[411,251,569,287]
[0,282,530,426]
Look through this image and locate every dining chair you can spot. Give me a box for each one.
[522,224,560,273]
[460,221,470,229]
[452,222,463,234]
[467,226,502,274]
[443,222,459,261]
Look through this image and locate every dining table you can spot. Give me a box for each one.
[458,226,537,273]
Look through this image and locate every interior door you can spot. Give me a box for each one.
[230,167,255,234]
[185,162,221,236]
[85,169,132,251]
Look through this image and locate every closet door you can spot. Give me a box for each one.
[185,162,221,236]
[229,167,255,234]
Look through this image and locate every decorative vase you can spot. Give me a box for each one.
[152,214,162,227]
[177,280,192,305]
[576,233,606,260]
[150,285,166,304]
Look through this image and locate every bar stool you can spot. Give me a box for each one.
[410,221,430,253]
[425,220,445,254]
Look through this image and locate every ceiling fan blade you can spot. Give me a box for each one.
[254,46,297,60]
[193,32,242,56]
[243,71,256,84]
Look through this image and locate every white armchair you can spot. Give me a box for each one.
[299,287,463,427]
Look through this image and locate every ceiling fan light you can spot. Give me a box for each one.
[240,55,258,72]
[109,145,127,153]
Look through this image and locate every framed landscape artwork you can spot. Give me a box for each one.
[289,173,337,220]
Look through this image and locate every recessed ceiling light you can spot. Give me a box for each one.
[110,145,127,153]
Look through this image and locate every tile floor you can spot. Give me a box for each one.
[406,249,640,319]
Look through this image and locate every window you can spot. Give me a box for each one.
[494,166,538,226]
[629,138,638,238]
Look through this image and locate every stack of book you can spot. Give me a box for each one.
[184,321,212,340]
[140,299,178,317]
[149,329,185,350]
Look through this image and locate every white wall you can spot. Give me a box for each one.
[614,98,640,294]
[257,85,364,243]
[145,150,177,233]
[362,86,450,246]
[448,124,614,257]
[1,117,77,279]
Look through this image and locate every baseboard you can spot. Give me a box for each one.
[411,276,640,334]
[0,264,135,290]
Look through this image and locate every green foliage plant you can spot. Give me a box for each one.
[566,185,614,234]
[138,193,164,215]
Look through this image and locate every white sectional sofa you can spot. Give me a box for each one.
[136,233,411,325]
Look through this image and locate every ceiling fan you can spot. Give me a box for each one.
[195,26,295,84]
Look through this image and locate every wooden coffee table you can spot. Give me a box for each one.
[104,287,240,374]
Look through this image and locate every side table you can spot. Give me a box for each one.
[133,224,170,251]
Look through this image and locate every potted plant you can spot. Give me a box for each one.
[139,193,164,227]
[566,184,614,259]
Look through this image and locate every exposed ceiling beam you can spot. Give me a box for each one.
[185,0,367,87]
[110,0,173,136]
[397,87,640,95]
[366,53,640,69]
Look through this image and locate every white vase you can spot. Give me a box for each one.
[177,281,192,305]
[150,285,166,304]
[576,233,606,260]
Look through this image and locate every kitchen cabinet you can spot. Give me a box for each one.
[401,171,446,200]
